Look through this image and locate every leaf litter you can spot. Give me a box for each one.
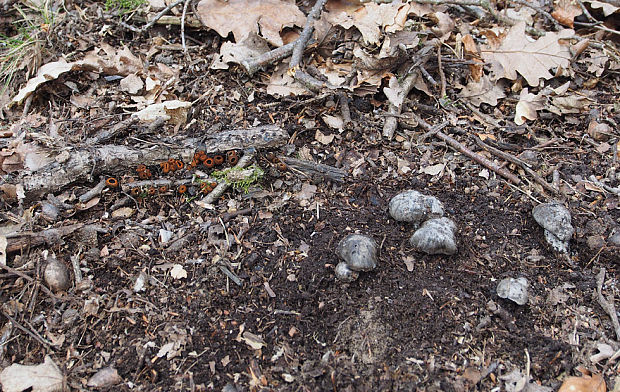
[0,0,620,390]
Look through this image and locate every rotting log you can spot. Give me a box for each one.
[13,125,288,201]
[280,156,346,182]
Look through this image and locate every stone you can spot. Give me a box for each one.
[532,202,574,253]
[497,277,529,305]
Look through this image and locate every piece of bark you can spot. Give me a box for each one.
[280,157,346,182]
[6,223,84,254]
[16,125,288,201]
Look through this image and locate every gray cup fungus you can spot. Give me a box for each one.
[409,217,457,255]
[335,234,378,281]
[388,190,444,226]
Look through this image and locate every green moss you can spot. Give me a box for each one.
[105,0,146,15]
[212,165,264,194]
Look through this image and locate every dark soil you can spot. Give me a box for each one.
[1,2,619,392]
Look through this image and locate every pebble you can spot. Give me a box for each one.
[336,234,378,272]
[586,235,605,250]
[409,217,457,255]
[388,190,444,226]
[532,201,574,253]
[496,277,529,305]
[608,228,620,246]
[44,257,71,293]
[87,367,121,388]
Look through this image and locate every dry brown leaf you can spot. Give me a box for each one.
[120,74,144,95]
[429,11,454,38]
[481,22,573,86]
[196,0,305,47]
[588,0,619,16]
[325,1,433,45]
[514,88,546,125]
[132,100,192,125]
[461,34,483,82]
[266,63,309,97]
[552,0,582,27]
[0,356,64,392]
[558,372,606,392]
[10,59,76,106]
[212,33,271,70]
[459,75,506,107]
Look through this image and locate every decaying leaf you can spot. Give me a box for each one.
[170,264,188,280]
[10,59,76,106]
[552,0,583,27]
[0,355,64,392]
[132,100,192,125]
[242,331,266,350]
[481,22,573,86]
[514,88,546,125]
[196,0,305,47]
[212,33,271,70]
[558,370,606,392]
[325,1,433,45]
[459,75,506,107]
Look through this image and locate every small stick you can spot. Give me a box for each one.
[290,0,329,69]
[411,113,521,184]
[181,0,191,52]
[383,71,420,140]
[338,92,353,130]
[0,311,53,349]
[199,148,256,204]
[0,263,60,300]
[241,41,296,75]
[280,156,346,182]
[78,179,106,204]
[475,137,557,193]
[437,43,446,99]
[142,0,185,31]
[596,268,620,341]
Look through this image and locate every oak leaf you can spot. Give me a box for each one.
[196,0,305,47]
[481,22,573,86]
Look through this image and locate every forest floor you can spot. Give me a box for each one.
[0,0,619,390]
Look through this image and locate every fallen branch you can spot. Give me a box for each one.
[596,268,620,342]
[281,157,346,182]
[383,45,434,139]
[410,113,521,184]
[5,223,84,254]
[120,0,186,33]
[15,125,288,201]
[199,148,257,205]
[241,0,327,76]
[474,137,558,194]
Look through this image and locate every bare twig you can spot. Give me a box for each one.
[383,45,434,139]
[411,113,521,184]
[338,92,353,130]
[437,44,446,99]
[596,268,620,342]
[0,311,53,349]
[142,0,185,32]
[199,148,256,205]
[78,178,106,204]
[181,0,191,52]
[281,156,346,182]
[290,0,329,69]
[475,137,558,194]
[241,41,296,75]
